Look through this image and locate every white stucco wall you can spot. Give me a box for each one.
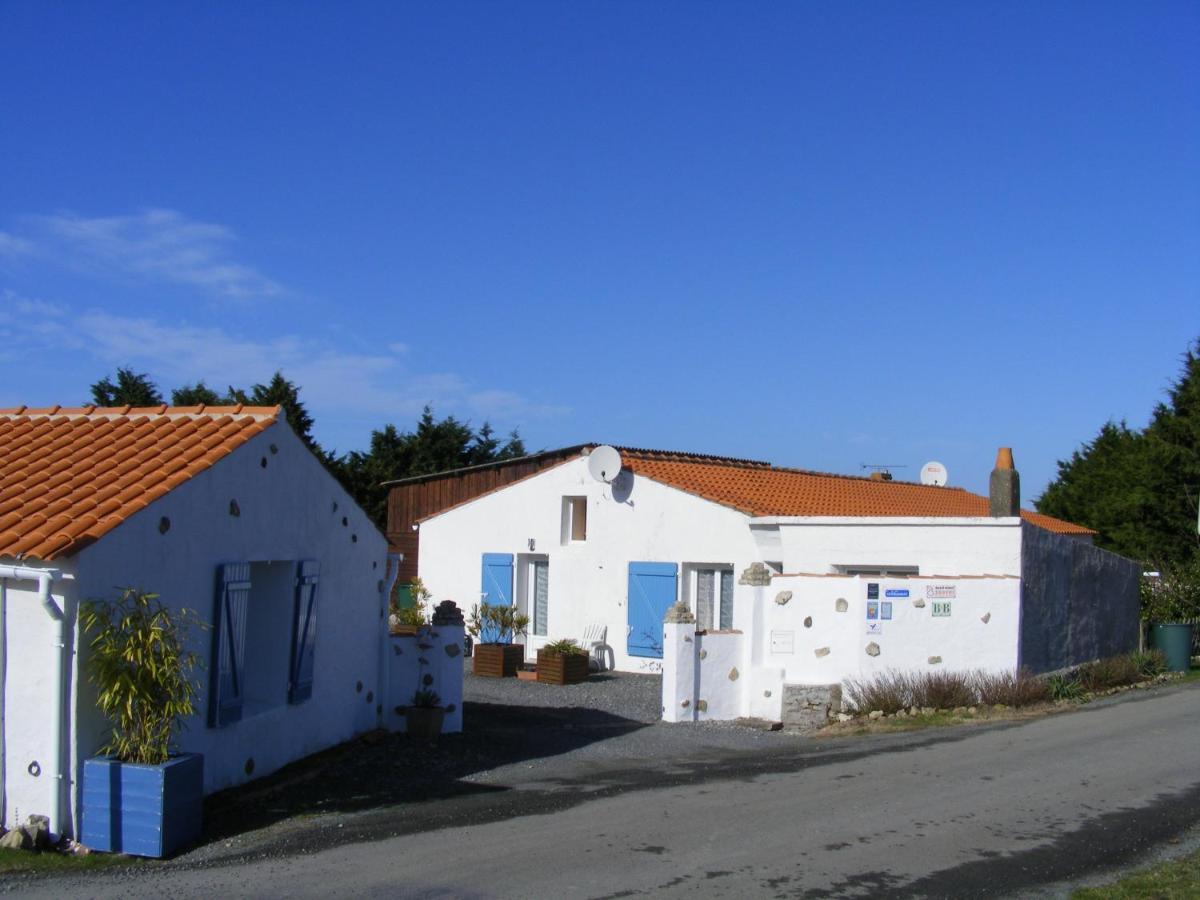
[417,457,760,673]
[757,517,1024,577]
[665,573,1022,723]
[3,420,390,838]
[387,624,465,734]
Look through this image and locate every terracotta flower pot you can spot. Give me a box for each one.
[405,706,445,742]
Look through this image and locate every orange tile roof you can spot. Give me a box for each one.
[622,453,1093,535]
[0,405,281,561]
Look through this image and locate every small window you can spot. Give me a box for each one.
[836,564,919,577]
[561,496,587,544]
[685,564,734,630]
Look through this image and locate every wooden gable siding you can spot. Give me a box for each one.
[385,453,577,582]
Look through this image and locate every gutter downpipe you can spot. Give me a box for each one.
[377,553,403,728]
[0,565,65,840]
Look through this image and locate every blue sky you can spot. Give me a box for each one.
[1,2,1196,499]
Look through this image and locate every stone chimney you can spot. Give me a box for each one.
[989,447,1020,517]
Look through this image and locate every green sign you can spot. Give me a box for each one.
[932,601,952,617]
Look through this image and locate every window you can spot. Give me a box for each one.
[561,496,587,544]
[685,564,734,631]
[516,554,550,637]
[835,564,919,577]
[210,559,320,727]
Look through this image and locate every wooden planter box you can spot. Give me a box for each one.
[81,752,203,858]
[473,643,525,677]
[536,650,590,685]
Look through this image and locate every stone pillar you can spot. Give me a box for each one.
[661,602,697,723]
[431,601,465,733]
[989,447,1020,517]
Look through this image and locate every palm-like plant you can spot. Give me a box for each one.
[80,588,203,765]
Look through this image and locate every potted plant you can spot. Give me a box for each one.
[536,639,591,685]
[468,602,529,677]
[405,688,446,741]
[79,588,204,858]
[1142,560,1200,673]
[389,577,431,636]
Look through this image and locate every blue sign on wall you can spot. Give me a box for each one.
[885,589,909,598]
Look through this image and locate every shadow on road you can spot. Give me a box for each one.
[200,700,650,844]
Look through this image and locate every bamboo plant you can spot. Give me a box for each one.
[80,588,203,765]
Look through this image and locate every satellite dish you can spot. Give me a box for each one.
[587,445,622,483]
[920,461,948,486]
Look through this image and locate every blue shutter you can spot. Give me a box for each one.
[209,562,250,727]
[627,562,678,658]
[289,559,320,704]
[480,553,514,644]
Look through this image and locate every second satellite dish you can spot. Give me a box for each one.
[920,460,948,486]
[588,445,623,483]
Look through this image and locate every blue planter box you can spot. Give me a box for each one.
[81,753,203,857]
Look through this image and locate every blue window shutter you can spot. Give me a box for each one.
[627,562,678,658]
[289,559,320,704]
[481,553,514,605]
[210,562,250,728]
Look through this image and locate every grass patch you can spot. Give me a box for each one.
[1073,845,1200,899]
[0,847,140,874]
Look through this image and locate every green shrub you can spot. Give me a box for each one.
[80,588,203,765]
[1131,649,1166,678]
[467,602,530,645]
[391,577,431,626]
[1141,559,1200,623]
[542,638,587,656]
[1047,673,1084,702]
[411,688,441,708]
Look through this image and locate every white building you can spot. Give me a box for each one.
[0,405,396,840]
[415,445,1139,702]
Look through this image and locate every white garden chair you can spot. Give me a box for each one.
[581,623,609,671]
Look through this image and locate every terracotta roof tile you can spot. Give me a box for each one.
[0,405,280,560]
[621,452,1093,536]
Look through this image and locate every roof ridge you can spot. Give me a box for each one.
[0,405,282,420]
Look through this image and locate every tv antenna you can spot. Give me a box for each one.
[861,463,907,481]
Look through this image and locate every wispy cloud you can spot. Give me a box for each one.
[0,298,567,441]
[21,208,282,299]
[0,231,34,257]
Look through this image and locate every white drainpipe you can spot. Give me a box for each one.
[0,565,65,840]
[377,553,403,727]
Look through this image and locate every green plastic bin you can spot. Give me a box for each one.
[1151,622,1195,673]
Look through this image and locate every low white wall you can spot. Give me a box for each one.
[386,623,465,734]
[664,572,1022,723]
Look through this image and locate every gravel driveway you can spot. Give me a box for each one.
[174,658,788,865]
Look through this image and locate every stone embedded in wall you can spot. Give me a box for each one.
[699,649,708,660]
[728,667,739,681]
[981,612,991,624]
[928,656,942,665]
[739,563,773,586]
[664,600,696,623]
[804,616,813,628]
[229,499,241,517]
[836,598,849,613]
[432,600,465,626]
[913,598,926,608]
[683,634,693,643]
[814,646,830,658]
[444,642,461,658]
[781,683,842,732]
[865,642,881,657]
[681,699,690,708]
[697,699,708,712]
[764,690,772,698]
[775,591,793,606]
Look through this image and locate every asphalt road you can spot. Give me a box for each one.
[12,682,1200,898]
